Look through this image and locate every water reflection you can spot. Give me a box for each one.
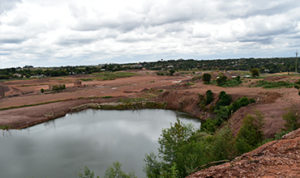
[0,109,200,178]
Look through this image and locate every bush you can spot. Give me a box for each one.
[201,118,218,133]
[236,113,264,154]
[202,73,211,84]
[205,90,214,105]
[282,109,300,132]
[169,69,175,76]
[215,91,232,109]
[40,88,44,93]
[250,68,260,77]
[216,75,227,86]
[52,84,66,91]
[255,80,294,88]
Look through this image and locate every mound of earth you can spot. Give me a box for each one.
[188,128,300,178]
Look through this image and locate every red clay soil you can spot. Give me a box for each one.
[188,128,300,178]
[0,71,300,139]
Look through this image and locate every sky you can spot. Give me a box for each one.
[1,0,300,68]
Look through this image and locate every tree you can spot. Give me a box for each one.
[78,166,99,178]
[216,75,227,86]
[104,162,136,178]
[205,90,214,105]
[236,113,264,154]
[202,73,211,84]
[169,69,175,76]
[283,109,300,132]
[250,68,260,77]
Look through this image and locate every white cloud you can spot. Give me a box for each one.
[1,0,300,68]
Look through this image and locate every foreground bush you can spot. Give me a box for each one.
[283,109,300,132]
[236,113,264,154]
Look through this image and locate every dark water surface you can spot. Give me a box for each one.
[0,109,200,178]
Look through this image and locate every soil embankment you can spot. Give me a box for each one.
[188,128,300,177]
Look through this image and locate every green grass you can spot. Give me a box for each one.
[94,72,136,80]
[80,78,93,81]
[221,79,242,87]
[255,80,294,88]
[119,97,147,103]
[101,96,113,99]
[0,125,10,130]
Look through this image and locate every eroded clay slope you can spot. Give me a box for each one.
[188,128,300,178]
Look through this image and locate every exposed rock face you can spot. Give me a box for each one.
[188,128,300,178]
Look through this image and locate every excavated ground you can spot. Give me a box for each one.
[0,71,299,139]
[188,128,300,178]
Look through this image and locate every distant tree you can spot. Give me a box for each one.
[202,73,211,84]
[250,68,260,78]
[216,75,227,86]
[169,69,175,76]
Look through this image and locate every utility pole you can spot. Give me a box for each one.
[296,51,298,73]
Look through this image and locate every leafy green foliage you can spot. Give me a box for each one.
[216,75,227,86]
[78,166,99,178]
[215,91,232,109]
[95,72,136,80]
[205,90,214,105]
[202,73,211,84]
[236,113,264,154]
[204,95,255,133]
[282,109,300,132]
[104,162,136,178]
[198,90,214,110]
[158,120,195,164]
[255,80,294,88]
[145,122,238,177]
[250,68,260,77]
[169,69,175,76]
[201,118,218,133]
[52,84,66,91]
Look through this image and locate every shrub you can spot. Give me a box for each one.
[282,109,300,132]
[205,90,214,105]
[216,75,227,86]
[255,80,294,88]
[250,68,260,77]
[236,113,264,154]
[231,97,254,112]
[215,91,232,109]
[169,69,175,76]
[201,118,218,133]
[40,88,44,93]
[202,73,211,84]
[52,84,66,91]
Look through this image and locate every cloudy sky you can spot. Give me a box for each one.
[1,0,300,68]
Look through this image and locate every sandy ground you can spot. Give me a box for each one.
[0,70,300,138]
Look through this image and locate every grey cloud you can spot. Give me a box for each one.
[239,37,273,44]
[57,37,97,46]
[0,0,21,14]
[0,37,26,44]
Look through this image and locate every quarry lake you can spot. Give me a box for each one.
[0,109,200,178]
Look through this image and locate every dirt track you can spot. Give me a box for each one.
[0,71,300,138]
